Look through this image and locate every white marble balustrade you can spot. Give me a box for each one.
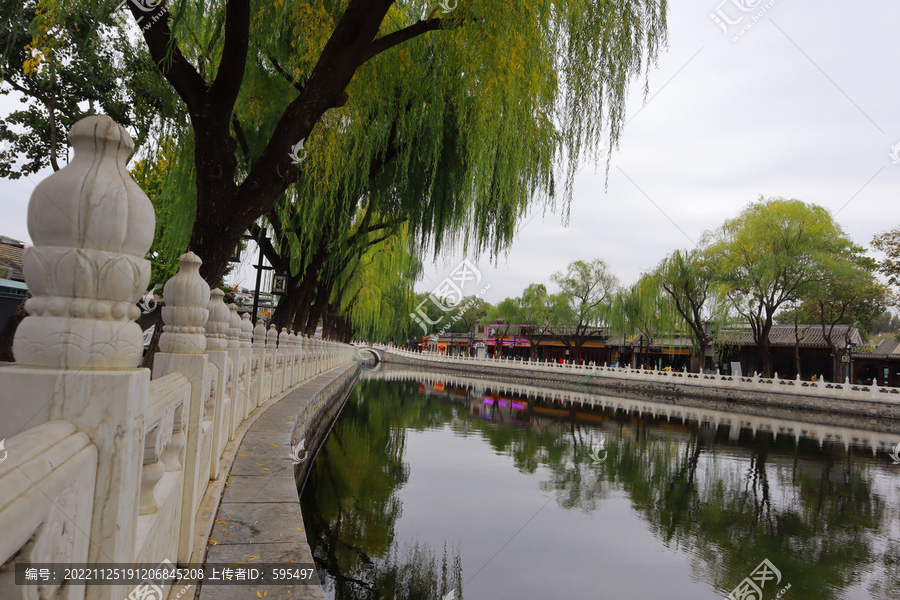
[0,115,357,600]
[377,345,900,404]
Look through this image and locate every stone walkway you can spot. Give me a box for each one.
[196,364,357,599]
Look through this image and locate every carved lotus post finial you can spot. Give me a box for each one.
[266,324,278,349]
[279,327,289,348]
[252,320,267,349]
[159,252,211,354]
[204,289,230,352]
[240,312,253,348]
[227,304,242,349]
[13,115,156,368]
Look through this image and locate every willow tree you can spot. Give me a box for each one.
[34,0,667,286]
[609,273,663,368]
[705,197,856,378]
[549,258,619,361]
[328,225,422,342]
[653,248,720,372]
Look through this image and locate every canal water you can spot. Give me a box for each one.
[299,368,900,600]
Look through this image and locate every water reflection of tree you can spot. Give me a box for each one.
[306,378,897,600]
[445,384,895,600]
[301,381,462,600]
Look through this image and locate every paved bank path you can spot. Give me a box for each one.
[196,363,358,600]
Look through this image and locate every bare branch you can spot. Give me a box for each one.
[266,53,304,94]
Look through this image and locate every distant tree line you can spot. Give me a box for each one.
[409,197,897,378]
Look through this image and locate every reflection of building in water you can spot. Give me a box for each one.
[415,376,532,425]
[370,368,900,456]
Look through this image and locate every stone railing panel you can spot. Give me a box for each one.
[136,374,190,565]
[0,421,98,600]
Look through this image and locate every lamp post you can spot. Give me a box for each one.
[845,338,858,383]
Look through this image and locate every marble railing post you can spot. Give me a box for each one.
[240,312,254,420]
[289,331,299,385]
[152,252,211,565]
[252,320,267,406]
[226,304,244,435]
[0,116,157,600]
[266,324,278,398]
[300,334,309,380]
[279,327,291,391]
[311,337,319,374]
[203,289,231,480]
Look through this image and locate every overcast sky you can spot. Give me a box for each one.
[3,0,899,304]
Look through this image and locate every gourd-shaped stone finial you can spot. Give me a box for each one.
[14,115,155,368]
[289,330,298,348]
[227,304,242,349]
[252,320,267,349]
[279,327,289,348]
[240,312,253,348]
[266,324,278,348]
[159,252,211,354]
[205,288,230,352]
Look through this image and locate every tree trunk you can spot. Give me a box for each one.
[305,276,337,336]
[691,339,707,374]
[189,213,248,286]
[0,297,28,362]
[271,269,306,331]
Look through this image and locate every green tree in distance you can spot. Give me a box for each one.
[872,226,900,287]
[776,249,890,380]
[549,258,619,362]
[654,248,719,373]
[706,197,856,377]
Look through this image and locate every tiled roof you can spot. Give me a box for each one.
[868,338,900,358]
[715,324,862,348]
[0,242,24,281]
[0,243,23,264]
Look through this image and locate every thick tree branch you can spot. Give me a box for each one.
[210,0,251,109]
[362,18,444,63]
[135,4,207,114]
